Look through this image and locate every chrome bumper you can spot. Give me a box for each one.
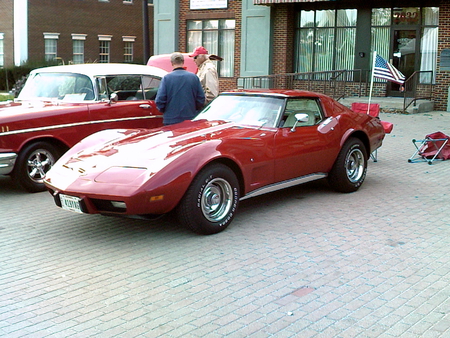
[0,153,17,175]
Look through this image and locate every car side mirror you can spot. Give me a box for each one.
[290,113,309,132]
[109,92,118,104]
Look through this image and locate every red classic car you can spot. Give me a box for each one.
[0,63,167,192]
[147,53,198,73]
[44,90,385,234]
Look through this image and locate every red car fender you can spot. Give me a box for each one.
[135,139,236,213]
[338,114,382,156]
[8,132,70,156]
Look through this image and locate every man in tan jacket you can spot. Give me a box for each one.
[189,46,219,105]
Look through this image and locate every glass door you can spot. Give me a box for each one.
[388,29,418,96]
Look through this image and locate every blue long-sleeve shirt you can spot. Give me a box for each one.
[156,67,206,125]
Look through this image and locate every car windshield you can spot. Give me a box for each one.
[194,94,284,128]
[18,72,95,101]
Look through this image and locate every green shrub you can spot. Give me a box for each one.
[0,59,59,93]
[0,93,14,101]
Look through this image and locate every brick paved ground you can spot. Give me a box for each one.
[1,111,450,337]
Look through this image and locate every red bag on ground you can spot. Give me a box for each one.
[420,131,450,160]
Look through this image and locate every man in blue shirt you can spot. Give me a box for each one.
[156,53,206,125]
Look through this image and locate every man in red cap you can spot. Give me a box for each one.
[189,46,219,105]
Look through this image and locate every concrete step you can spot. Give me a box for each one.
[338,96,435,114]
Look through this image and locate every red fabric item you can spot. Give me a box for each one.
[351,102,380,117]
[381,121,394,134]
[189,46,209,57]
[420,131,450,160]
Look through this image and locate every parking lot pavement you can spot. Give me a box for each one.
[1,111,450,338]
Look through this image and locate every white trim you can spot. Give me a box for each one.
[240,173,327,200]
[43,33,60,40]
[72,34,87,41]
[122,36,136,42]
[14,0,28,65]
[98,35,113,41]
[190,0,227,10]
[0,115,162,137]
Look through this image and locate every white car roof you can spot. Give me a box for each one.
[29,63,168,78]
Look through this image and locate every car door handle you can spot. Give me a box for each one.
[139,104,151,109]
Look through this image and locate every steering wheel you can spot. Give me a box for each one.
[79,87,94,100]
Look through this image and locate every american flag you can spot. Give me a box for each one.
[373,54,405,85]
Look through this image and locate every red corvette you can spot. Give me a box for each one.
[44,90,385,234]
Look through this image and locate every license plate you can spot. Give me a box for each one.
[60,194,84,213]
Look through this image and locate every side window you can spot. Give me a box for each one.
[104,75,143,101]
[140,76,161,100]
[96,77,109,101]
[281,98,323,128]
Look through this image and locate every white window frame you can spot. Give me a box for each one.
[123,36,135,63]
[187,19,235,77]
[98,35,112,63]
[43,33,60,61]
[72,34,87,64]
[0,33,4,67]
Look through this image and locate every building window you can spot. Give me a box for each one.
[0,33,4,67]
[421,8,439,83]
[123,0,133,3]
[295,10,357,74]
[123,36,136,63]
[72,34,87,64]
[98,35,112,63]
[44,33,60,61]
[371,8,391,62]
[371,7,439,83]
[187,19,235,77]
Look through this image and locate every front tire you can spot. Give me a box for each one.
[12,142,61,193]
[177,163,240,235]
[328,137,367,193]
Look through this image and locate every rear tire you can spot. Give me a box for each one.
[12,141,61,193]
[177,163,240,235]
[328,137,367,193]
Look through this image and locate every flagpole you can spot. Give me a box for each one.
[367,51,377,114]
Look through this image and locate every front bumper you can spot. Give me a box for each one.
[0,153,17,175]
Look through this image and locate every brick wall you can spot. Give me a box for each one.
[272,5,295,75]
[179,0,241,92]
[434,1,450,111]
[26,0,153,65]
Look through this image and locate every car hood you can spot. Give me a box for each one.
[45,119,266,189]
[61,119,263,164]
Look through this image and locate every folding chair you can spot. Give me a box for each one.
[408,131,450,165]
[351,102,393,162]
[351,102,380,117]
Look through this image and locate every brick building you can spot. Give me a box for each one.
[0,0,154,67]
[155,0,450,110]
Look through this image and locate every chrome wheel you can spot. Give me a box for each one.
[177,163,239,235]
[328,138,367,193]
[201,178,233,222]
[12,141,62,192]
[345,148,365,183]
[27,148,55,183]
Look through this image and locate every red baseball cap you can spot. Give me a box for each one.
[189,46,209,58]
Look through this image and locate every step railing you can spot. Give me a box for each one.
[403,70,433,112]
[237,70,365,100]
[238,69,435,112]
